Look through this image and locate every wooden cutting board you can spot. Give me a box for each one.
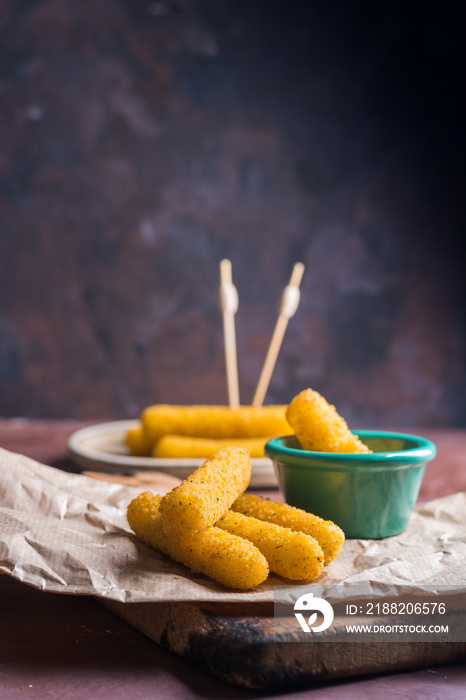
[101,598,466,689]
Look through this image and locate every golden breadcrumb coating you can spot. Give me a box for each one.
[216,510,324,580]
[153,434,271,459]
[159,447,251,536]
[126,424,153,456]
[286,388,371,454]
[232,493,345,564]
[141,404,289,442]
[127,492,268,590]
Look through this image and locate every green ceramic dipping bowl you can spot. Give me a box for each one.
[265,431,436,539]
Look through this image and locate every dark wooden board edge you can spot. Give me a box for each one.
[99,599,466,689]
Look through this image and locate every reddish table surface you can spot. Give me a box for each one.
[1,420,465,699]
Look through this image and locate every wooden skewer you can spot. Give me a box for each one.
[219,259,240,408]
[252,262,305,407]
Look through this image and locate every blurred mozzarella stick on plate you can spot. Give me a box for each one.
[126,424,153,456]
[153,434,274,459]
[140,404,289,443]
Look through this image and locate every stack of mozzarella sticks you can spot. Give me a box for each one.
[127,446,344,590]
[126,405,289,458]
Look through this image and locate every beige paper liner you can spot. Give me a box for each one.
[1,446,465,602]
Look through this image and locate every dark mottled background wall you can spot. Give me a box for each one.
[0,0,465,426]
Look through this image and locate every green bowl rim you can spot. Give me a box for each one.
[265,430,437,471]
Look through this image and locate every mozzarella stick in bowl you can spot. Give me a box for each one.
[127,492,269,590]
[286,388,371,454]
[232,493,345,564]
[216,510,324,580]
[159,447,251,536]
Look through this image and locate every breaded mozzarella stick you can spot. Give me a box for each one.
[126,424,152,456]
[216,510,324,580]
[160,447,251,536]
[141,404,289,442]
[232,494,345,564]
[286,388,371,454]
[127,492,268,590]
[153,434,271,459]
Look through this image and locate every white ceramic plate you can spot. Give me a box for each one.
[68,420,278,488]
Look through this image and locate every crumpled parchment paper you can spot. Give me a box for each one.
[1,446,465,602]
